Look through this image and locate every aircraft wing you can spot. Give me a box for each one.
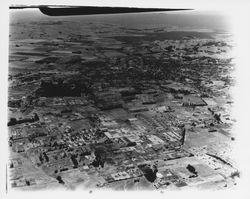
[9,5,192,16]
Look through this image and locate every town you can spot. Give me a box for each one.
[8,14,238,190]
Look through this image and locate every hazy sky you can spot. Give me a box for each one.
[10,9,231,32]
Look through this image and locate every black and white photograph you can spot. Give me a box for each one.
[2,0,250,198]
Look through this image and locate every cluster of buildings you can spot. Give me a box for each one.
[8,24,237,190]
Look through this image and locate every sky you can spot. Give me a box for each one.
[9,9,231,33]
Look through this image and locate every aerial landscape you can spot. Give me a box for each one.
[7,8,239,191]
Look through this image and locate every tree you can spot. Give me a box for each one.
[186,164,198,177]
[71,154,78,168]
[39,153,44,163]
[43,152,49,162]
[56,176,65,184]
